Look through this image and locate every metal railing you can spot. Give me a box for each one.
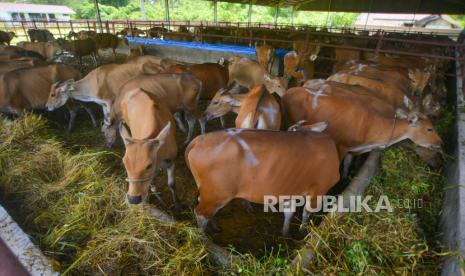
[0,19,463,64]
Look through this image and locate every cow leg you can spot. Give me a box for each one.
[183,112,196,146]
[101,103,112,126]
[81,105,98,127]
[92,53,98,67]
[219,116,226,128]
[174,111,187,133]
[65,104,78,132]
[166,162,182,211]
[198,116,206,134]
[342,153,354,178]
[282,199,295,237]
[299,207,311,234]
[194,196,226,233]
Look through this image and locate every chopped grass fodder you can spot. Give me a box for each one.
[0,114,209,274]
[0,114,453,274]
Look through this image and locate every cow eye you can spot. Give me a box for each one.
[427,128,433,132]
[212,100,219,105]
[146,163,153,170]
[51,93,56,97]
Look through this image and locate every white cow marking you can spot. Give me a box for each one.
[305,86,328,110]
[212,128,260,166]
[258,102,278,126]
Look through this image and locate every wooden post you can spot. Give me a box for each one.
[87,20,91,31]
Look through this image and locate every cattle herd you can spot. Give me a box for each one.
[0,26,451,237]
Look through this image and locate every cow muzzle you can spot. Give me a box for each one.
[127,194,142,205]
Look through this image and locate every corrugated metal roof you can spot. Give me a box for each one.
[207,0,465,14]
[0,2,75,14]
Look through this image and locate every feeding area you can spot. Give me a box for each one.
[0,0,464,274]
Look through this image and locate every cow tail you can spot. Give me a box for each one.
[184,137,197,170]
[252,86,268,128]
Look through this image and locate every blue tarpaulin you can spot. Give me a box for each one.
[126,37,289,74]
[126,37,289,57]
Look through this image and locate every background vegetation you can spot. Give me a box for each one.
[8,0,359,26]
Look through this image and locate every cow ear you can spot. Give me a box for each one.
[306,121,328,132]
[263,74,272,82]
[403,96,413,110]
[407,113,419,125]
[287,120,307,131]
[148,122,171,149]
[119,122,133,145]
[395,108,409,119]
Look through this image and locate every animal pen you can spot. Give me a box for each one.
[0,0,465,275]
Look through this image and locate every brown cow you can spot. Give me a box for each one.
[0,64,96,131]
[185,125,340,236]
[119,28,145,37]
[302,79,443,171]
[0,31,15,45]
[27,29,54,42]
[0,59,40,75]
[62,38,98,66]
[328,71,412,108]
[204,85,281,130]
[111,73,203,146]
[118,88,179,207]
[162,63,228,99]
[227,56,286,96]
[94,33,129,59]
[255,44,275,73]
[46,62,161,144]
[0,45,46,61]
[18,42,62,61]
[282,86,442,158]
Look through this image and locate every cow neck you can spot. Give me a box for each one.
[69,77,99,103]
[350,115,410,154]
[230,93,247,114]
[127,94,159,140]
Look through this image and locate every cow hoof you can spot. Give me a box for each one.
[299,226,308,236]
[173,202,186,213]
[209,221,222,233]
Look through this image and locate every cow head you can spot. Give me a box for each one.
[204,88,239,120]
[101,123,118,148]
[46,79,75,111]
[118,37,130,47]
[120,122,171,205]
[408,69,430,95]
[421,94,441,120]
[263,74,286,97]
[395,109,442,150]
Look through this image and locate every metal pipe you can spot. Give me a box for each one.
[93,0,103,33]
[165,0,170,30]
[248,1,252,28]
[274,1,279,26]
[213,0,218,23]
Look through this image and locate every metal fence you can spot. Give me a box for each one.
[0,19,463,64]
